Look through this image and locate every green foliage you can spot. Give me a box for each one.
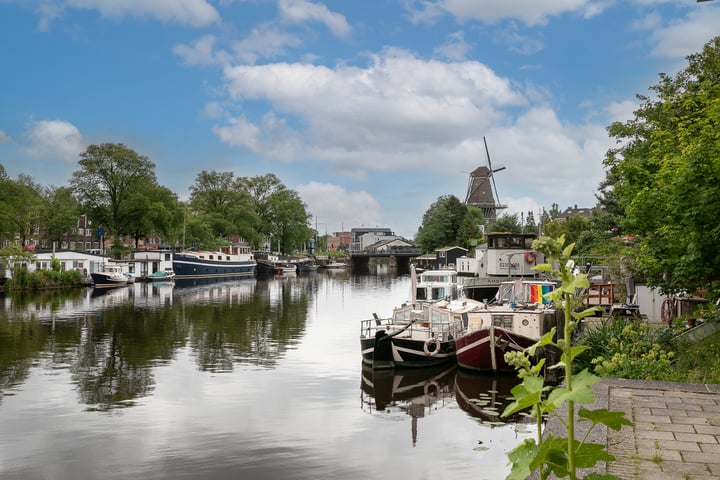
[415,195,475,252]
[493,213,522,234]
[666,330,720,384]
[5,265,84,291]
[70,143,159,246]
[43,186,81,245]
[582,321,676,380]
[602,36,720,294]
[502,235,631,480]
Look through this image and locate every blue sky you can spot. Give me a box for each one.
[1,1,718,239]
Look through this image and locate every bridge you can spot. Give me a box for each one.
[349,246,422,268]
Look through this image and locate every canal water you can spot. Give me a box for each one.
[0,266,536,480]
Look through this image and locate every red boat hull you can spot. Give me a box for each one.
[455,326,535,373]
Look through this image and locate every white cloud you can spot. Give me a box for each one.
[36,2,64,31]
[23,120,85,163]
[66,0,220,27]
[173,35,226,66]
[647,8,720,58]
[605,100,637,124]
[218,48,525,174]
[278,0,352,38]
[296,182,381,233]
[434,31,471,60]
[406,0,594,27]
[231,24,303,64]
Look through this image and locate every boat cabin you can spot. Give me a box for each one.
[415,269,460,301]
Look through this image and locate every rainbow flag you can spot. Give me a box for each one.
[529,284,553,304]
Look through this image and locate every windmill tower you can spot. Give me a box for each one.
[464,137,507,225]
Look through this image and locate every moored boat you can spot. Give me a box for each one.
[297,261,318,273]
[173,244,255,279]
[91,264,129,289]
[454,280,561,373]
[147,268,175,282]
[324,261,347,269]
[360,265,466,369]
[274,263,297,275]
[414,268,461,302]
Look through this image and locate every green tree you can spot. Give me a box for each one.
[415,195,470,253]
[42,186,81,247]
[603,36,720,293]
[189,170,259,247]
[493,213,522,234]
[1,174,45,246]
[70,143,158,247]
[241,173,310,252]
[119,184,181,248]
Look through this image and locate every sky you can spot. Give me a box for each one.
[0,1,718,240]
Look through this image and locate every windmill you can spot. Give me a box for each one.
[464,137,507,225]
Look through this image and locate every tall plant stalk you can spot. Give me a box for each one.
[502,235,632,480]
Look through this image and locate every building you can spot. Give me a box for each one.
[349,227,397,252]
[435,246,468,269]
[556,205,596,221]
[366,238,416,253]
[327,231,351,251]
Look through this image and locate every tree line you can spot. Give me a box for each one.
[0,144,312,256]
[416,36,720,295]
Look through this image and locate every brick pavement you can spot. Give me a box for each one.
[535,378,720,479]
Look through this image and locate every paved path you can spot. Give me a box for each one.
[539,378,720,479]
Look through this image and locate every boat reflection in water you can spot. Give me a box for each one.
[454,369,535,426]
[360,364,456,446]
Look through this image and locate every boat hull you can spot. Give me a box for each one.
[455,326,535,373]
[172,254,255,278]
[360,334,456,369]
[91,273,128,289]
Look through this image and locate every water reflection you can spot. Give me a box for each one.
[0,270,535,480]
[360,366,531,437]
[454,370,534,425]
[0,277,312,410]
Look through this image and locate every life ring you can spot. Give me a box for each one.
[525,251,537,263]
[423,337,441,357]
[424,381,440,396]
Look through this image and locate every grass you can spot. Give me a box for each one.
[666,328,720,384]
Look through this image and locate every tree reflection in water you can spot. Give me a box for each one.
[0,276,312,410]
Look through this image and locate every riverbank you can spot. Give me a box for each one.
[538,378,720,479]
[535,323,720,479]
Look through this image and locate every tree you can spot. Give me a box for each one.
[1,174,45,246]
[189,170,259,247]
[241,173,311,252]
[603,36,720,293]
[42,186,80,247]
[119,184,181,248]
[415,195,470,253]
[70,143,158,247]
[492,213,522,234]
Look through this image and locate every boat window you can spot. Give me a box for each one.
[431,287,445,300]
[209,255,214,260]
[431,309,448,324]
[492,315,514,328]
[416,288,427,300]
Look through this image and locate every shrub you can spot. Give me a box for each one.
[577,320,676,380]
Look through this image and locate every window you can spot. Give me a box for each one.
[492,315,514,328]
